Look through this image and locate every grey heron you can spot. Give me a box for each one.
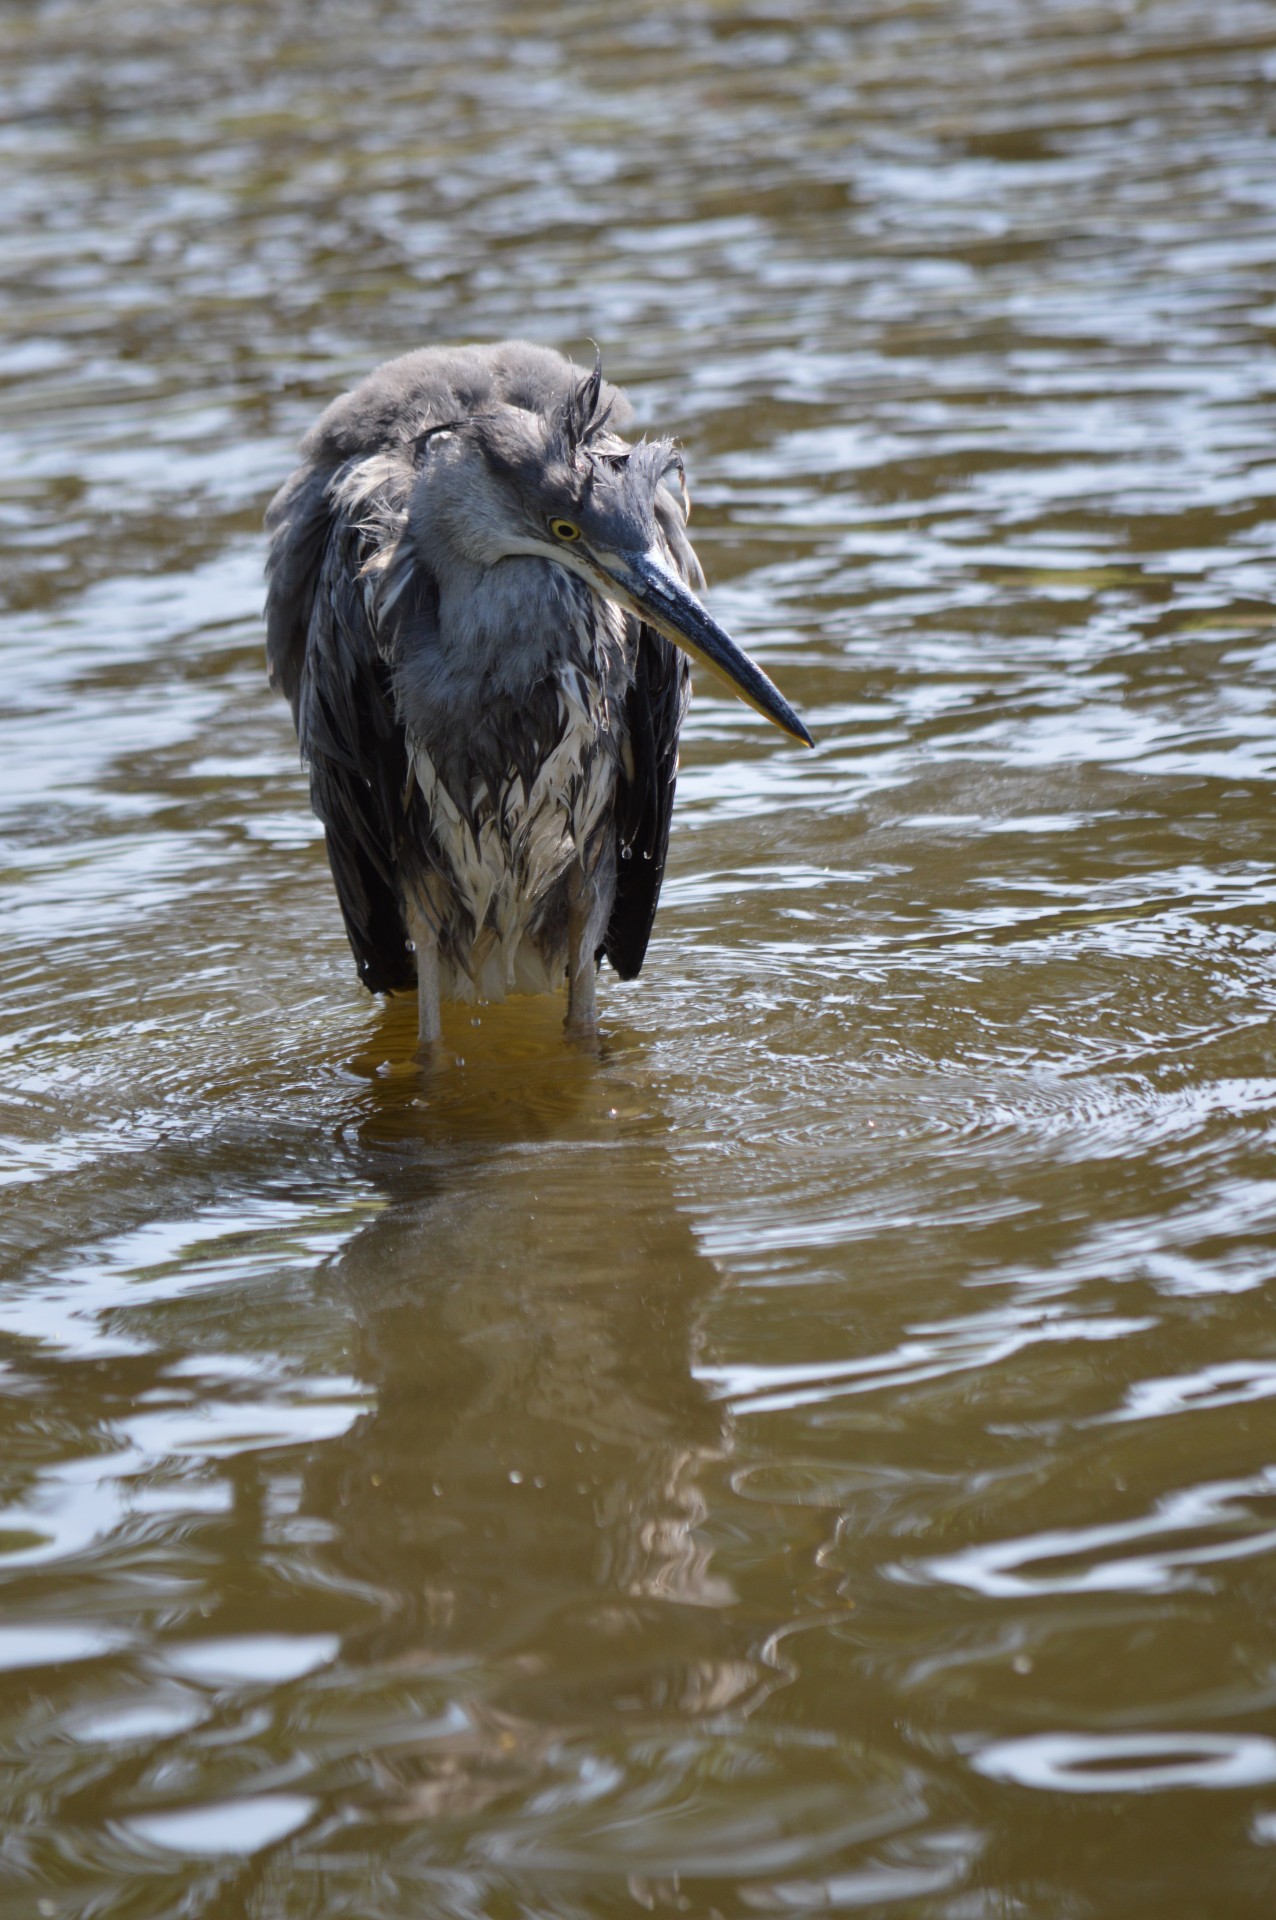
[265,342,811,1043]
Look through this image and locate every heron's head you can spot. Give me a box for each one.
[409,358,812,747]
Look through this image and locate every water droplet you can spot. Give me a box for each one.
[508,1469,523,1486]
[405,938,416,953]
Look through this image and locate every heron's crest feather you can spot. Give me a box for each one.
[552,350,615,462]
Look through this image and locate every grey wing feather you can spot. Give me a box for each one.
[603,628,689,980]
[264,462,331,725]
[266,445,427,994]
[602,479,696,980]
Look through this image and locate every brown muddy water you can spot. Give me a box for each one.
[3,2,1276,1914]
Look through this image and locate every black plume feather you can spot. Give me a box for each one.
[557,350,613,457]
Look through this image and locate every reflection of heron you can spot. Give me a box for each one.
[306,1116,758,1792]
[265,343,811,1042]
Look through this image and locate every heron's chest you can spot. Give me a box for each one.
[409,602,631,926]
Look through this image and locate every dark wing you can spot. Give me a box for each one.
[266,451,427,994]
[602,458,700,979]
[602,624,690,979]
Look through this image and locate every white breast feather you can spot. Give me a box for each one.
[411,604,626,1003]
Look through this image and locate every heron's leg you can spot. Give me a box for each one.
[405,898,442,1049]
[565,865,598,1037]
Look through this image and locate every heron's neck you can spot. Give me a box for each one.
[435,553,597,694]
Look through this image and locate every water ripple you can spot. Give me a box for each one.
[901,1466,1276,1598]
[3,0,1276,1912]
[970,1731,1276,1794]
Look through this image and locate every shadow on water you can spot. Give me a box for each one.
[327,997,743,1681]
[311,1117,742,1801]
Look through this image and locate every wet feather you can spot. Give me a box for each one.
[265,341,691,1009]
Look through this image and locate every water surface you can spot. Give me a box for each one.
[3,2,1276,1913]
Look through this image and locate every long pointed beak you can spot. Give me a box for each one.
[593,548,814,748]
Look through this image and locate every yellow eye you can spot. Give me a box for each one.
[550,518,581,542]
